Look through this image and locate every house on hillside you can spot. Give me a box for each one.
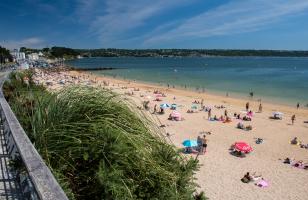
[10,49,25,62]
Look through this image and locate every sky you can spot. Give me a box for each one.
[1,0,308,50]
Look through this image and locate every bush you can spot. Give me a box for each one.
[4,70,205,200]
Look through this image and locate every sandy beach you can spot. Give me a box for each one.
[34,69,308,200]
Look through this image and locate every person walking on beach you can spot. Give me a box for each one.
[297,103,300,109]
[249,91,254,98]
[258,103,263,113]
[153,104,157,114]
[246,102,249,111]
[291,114,296,125]
[208,108,212,119]
[202,135,208,154]
[224,109,228,118]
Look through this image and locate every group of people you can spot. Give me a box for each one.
[197,135,208,154]
[233,112,252,121]
[290,137,308,149]
[153,104,165,114]
[283,158,308,169]
[183,135,208,154]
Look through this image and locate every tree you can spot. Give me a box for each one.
[0,46,12,64]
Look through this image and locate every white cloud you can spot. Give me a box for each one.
[1,37,45,50]
[76,0,192,46]
[144,0,308,45]
[75,0,308,47]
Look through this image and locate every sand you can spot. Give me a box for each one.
[34,69,308,200]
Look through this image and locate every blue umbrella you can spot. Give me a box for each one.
[160,103,170,109]
[171,104,177,109]
[182,140,198,147]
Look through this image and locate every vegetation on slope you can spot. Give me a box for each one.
[0,46,13,63]
[3,70,206,200]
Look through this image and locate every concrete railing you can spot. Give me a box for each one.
[0,73,68,200]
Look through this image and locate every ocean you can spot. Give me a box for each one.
[66,57,308,106]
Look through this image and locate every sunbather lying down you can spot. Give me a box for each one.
[231,150,246,158]
[241,172,262,183]
[283,158,308,169]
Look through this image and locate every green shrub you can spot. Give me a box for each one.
[4,70,205,200]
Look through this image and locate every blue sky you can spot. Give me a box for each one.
[1,0,308,50]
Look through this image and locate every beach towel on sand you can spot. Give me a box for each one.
[256,180,269,188]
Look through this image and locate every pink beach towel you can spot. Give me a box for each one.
[256,180,269,188]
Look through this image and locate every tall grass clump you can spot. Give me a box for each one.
[3,70,206,200]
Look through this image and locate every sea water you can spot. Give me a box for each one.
[66,57,308,106]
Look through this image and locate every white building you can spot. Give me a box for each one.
[10,49,25,62]
[28,53,39,61]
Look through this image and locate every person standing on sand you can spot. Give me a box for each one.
[153,104,157,114]
[249,91,254,98]
[258,103,262,113]
[224,109,228,118]
[291,115,296,125]
[202,135,208,154]
[297,103,300,109]
[246,102,249,111]
[208,108,212,119]
[201,99,204,108]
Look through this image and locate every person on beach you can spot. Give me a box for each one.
[258,103,262,113]
[224,109,228,118]
[297,102,300,109]
[291,114,296,125]
[249,92,254,98]
[208,108,212,119]
[246,102,249,111]
[197,136,202,152]
[241,172,252,183]
[153,104,157,114]
[202,135,208,153]
[291,137,298,145]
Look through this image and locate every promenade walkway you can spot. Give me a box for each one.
[0,72,23,199]
[0,122,23,200]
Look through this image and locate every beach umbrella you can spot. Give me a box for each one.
[191,104,198,109]
[160,103,170,109]
[234,141,252,153]
[171,111,181,118]
[182,140,198,147]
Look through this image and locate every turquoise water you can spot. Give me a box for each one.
[66,57,308,106]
